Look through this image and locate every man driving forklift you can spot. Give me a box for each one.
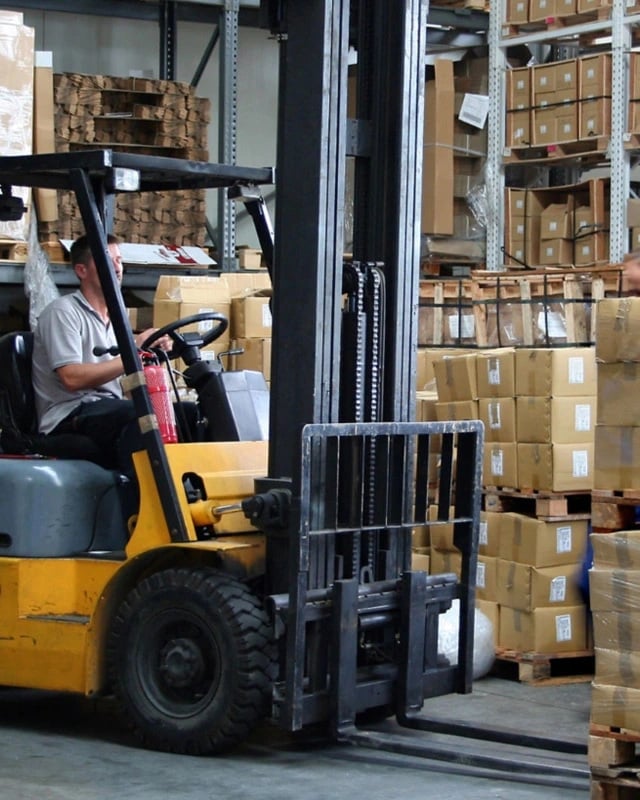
[31,233,173,474]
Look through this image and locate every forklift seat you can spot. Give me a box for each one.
[0,331,109,466]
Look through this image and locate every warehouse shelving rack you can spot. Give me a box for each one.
[486,0,639,271]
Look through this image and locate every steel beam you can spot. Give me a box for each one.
[159,1,178,80]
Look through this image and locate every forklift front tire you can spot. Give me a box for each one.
[107,567,275,755]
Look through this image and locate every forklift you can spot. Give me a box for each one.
[0,1,585,783]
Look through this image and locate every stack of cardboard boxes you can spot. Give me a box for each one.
[498,513,589,653]
[514,347,596,492]
[590,531,640,730]
[152,272,272,379]
[594,298,640,490]
[506,54,611,149]
[504,178,609,269]
[430,346,596,492]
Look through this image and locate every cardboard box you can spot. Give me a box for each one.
[533,63,558,96]
[594,425,640,490]
[476,555,498,602]
[629,198,640,229]
[515,347,596,396]
[430,549,462,578]
[480,511,502,557]
[517,442,593,492]
[232,337,272,381]
[595,648,640,689]
[411,552,431,573]
[555,106,579,143]
[556,0,576,13]
[579,53,612,97]
[580,98,611,139]
[236,248,263,269]
[499,604,587,653]
[592,530,640,569]
[532,106,558,146]
[153,274,232,353]
[483,443,518,489]
[529,0,554,19]
[479,398,516,443]
[574,232,608,266]
[506,109,531,148]
[499,513,589,567]
[591,683,640,730]
[505,0,529,22]
[435,400,479,422]
[428,505,456,552]
[596,298,640,363]
[33,52,57,223]
[593,611,640,651]
[127,306,154,332]
[516,396,596,443]
[538,238,574,266]
[476,349,516,397]
[631,226,640,251]
[598,363,640,426]
[497,560,583,611]
[506,68,531,111]
[540,204,573,239]
[433,353,478,401]
[476,599,500,637]
[415,391,439,422]
[590,568,640,613]
[231,292,272,339]
[423,61,454,235]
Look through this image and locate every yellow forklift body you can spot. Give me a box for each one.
[0,440,268,696]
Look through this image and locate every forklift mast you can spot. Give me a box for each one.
[249,0,483,735]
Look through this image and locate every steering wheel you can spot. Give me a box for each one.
[140,311,229,361]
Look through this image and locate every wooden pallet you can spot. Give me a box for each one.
[504,136,610,166]
[418,264,623,347]
[492,648,594,684]
[484,487,591,520]
[591,491,640,532]
[0,241,28,262]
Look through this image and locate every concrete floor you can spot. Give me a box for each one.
[0,677,590,799]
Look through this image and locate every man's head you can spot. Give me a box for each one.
[71,234,123,290]
[624,251,640,296]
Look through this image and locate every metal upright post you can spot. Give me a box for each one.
[486,0,506,272]
[609,0,630,262]
[159,0,177,80]
[217,0,240,270]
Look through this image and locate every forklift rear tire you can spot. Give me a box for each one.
[107,567,275,754]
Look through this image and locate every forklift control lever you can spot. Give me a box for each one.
[241,489,291,531]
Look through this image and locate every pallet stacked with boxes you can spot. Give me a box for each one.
[39,72,211,247]
[423,346,598,681]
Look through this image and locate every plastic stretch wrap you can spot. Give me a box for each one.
[24,211,58,330]
[437,599,495,680]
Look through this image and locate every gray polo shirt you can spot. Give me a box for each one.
[32,290,123,434]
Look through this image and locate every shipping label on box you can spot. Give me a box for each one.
[515,347,596,396]
[480,511,502,557]
[506,109,531,148]
[499,512,588,567]
[497,560,583,611]
[505,0,529,22]
[538,238,574,266]
[506,67,531,110]
[476,555,498,602]
[580,97,611,138]
[540,203,573,239]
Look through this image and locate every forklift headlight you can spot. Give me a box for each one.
[112,168,140,192]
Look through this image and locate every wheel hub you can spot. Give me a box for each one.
[158,637,205,688]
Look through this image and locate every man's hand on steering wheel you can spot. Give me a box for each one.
[139,312,229,361]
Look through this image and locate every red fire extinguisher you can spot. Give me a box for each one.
[142,356,178,444]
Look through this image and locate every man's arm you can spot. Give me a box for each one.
[56,329,169,392]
